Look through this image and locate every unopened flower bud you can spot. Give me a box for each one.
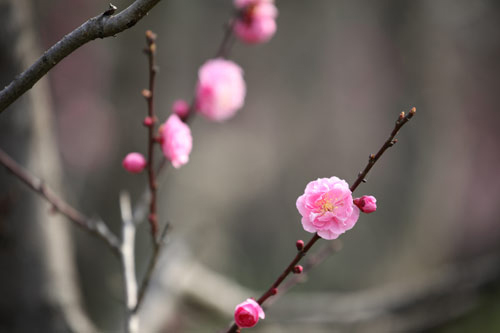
[122,153,147,174]
[172,99,190,120]
[143,116,154,127]
[296,240,304,251]
[353,195,377,213]
[270,288,278,295]
[142,89,152,99]
[146,30,156,39]
[234,299,265,328]
[293,265,303,274]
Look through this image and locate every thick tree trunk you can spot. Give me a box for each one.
[0,0,96,331]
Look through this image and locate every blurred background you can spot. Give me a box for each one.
[1,0,500,332]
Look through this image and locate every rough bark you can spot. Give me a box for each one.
[0,0,96,331]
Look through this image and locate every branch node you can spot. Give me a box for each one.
[103,3,118,16]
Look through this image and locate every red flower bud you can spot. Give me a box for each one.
[353,195,377,213]
[293,265,303,274]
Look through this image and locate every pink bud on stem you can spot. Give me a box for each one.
[122,152,147,174]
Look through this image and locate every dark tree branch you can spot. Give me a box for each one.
[0,0,163,113]
[0,148,121,255]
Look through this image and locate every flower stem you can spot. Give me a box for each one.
[144,30,159,240]
[225,108,416,332]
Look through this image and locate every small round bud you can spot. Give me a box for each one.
[145,30,157,42]
[122,153,147,174]
[296,240,304,251]
[270,288,278,295]
[142,89,152,99]
[293,265,303,274]
[172,99,190,120]
[399,111,405,120]
[143,116,154,127]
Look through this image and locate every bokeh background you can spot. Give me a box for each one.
[2,0,500,332]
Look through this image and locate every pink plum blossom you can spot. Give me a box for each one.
[233,0,278,44]
[172,99,190,120]
[296,177,360,240]
[122,152,147,174]
[195,58,246,122]
[161,114,192,168]
[234,299,265,328]
[354,195,377,213]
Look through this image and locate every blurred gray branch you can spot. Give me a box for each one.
[0,0,162,113]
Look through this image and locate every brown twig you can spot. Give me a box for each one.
[134,223,170,313]
[0,148,121,255]
[275,240,343,299]
[143,30,159,240]
[350,107,416,192]
[226,108,416,333]
[132,15,238,224]
[215,19,236,59]
[0,1,163,113]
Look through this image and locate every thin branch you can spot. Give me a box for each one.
[275,240,343,300]
[226,108,416,333]
[215,19,236,58]
[134,223,170,313]
[119,192,139,333]
[0,148,121,255]
[350,107,416,192]
[132,14,238,225]
[143,30,160,240]
[0,0,163,113]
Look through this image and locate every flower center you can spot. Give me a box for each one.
[317,195,337,214]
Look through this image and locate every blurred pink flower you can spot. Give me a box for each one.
[172,99,190,120]
[122,152,147,173]
[234,299,265,328]
[296,177,360,240]
[161,114,192,168]
[354,195,377,213]
[195,58,246,122]
[234,0,278,44]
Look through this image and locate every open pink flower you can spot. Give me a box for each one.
[122,152,147,174]
[234,299,265,328]
[195,58,246,122]
[354,195,377,213]
[234,0,278,44]
[296,177,360,240]
[161,114,192,168]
